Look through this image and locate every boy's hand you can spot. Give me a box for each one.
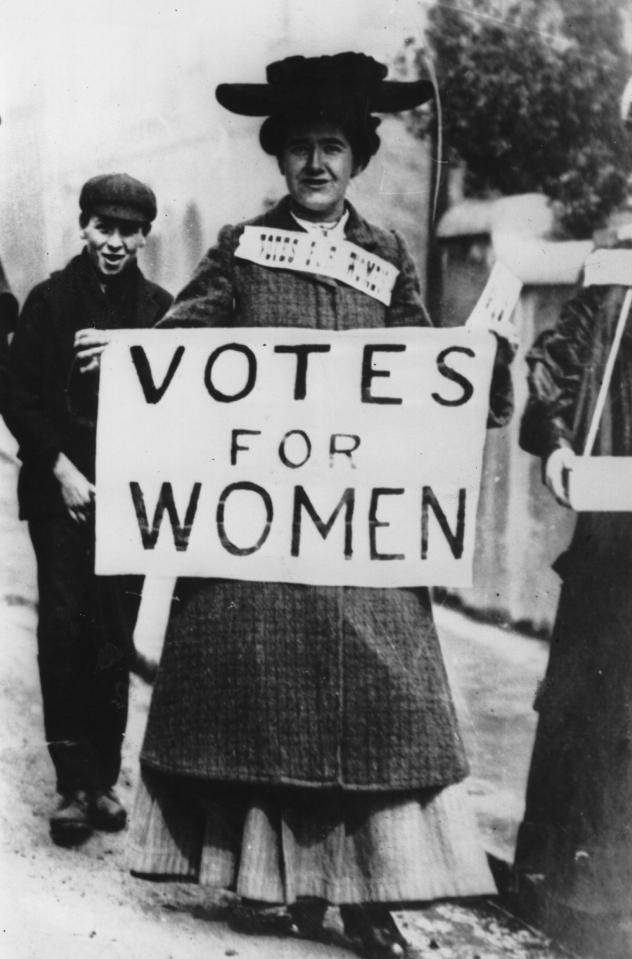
[53,452,95,524]
[74,328,111,373]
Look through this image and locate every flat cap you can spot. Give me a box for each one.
[79,173,157,224]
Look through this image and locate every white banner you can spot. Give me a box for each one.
[583,248,632,287]
[569,458,632,512]
[235,226,399,305]
[466,260,522,341]
[95,327,495,587]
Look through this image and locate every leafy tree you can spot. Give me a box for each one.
[406,0,632,237]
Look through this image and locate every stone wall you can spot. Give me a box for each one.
[435,195,593,633]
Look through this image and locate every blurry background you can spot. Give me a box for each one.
[0,0,432,303]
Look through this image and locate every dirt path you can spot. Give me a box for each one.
[0,594,362,959]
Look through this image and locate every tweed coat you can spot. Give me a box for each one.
[6,251,172,519]
[516,276,632,912]
[141,196,504,791]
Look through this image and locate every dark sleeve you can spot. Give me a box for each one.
[519,287,598,459]
[0,330,9,417]
[65,283,174,422]
[385,231,432,328]
[157,225,237,328]
[0,289,19,416]
[155,287,174,322]
[4,285,64,467]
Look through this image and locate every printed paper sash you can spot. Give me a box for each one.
[235,226,399,305]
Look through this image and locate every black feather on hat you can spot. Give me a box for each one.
[215,52,433,117]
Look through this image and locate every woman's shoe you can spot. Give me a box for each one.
[228,899,294,936]
[90,788,127,831]
[288,897,328,940]
[228,897,328,941]
[341,904,415,959]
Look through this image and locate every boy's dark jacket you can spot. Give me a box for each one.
[5,250,172,519]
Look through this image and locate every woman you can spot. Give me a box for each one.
[514,244,632,952]
[129,53,509,958]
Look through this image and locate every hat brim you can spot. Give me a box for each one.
[215,78,434,117]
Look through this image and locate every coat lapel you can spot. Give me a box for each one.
[135,280,162,329]
[258,196,381,292]
[50,256,84,372]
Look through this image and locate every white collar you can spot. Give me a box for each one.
[290,208,350,240]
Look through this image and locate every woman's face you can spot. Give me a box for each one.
[280,120,358,222]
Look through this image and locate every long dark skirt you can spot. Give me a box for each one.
[514,539,632,916]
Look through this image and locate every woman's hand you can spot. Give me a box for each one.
[491,323,519,355]
[52,452,95,524]
[544,445,575,507]
[74,328,111,374]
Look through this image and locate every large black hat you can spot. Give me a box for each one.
[215,52,433,117]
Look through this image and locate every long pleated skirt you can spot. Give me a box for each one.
[128,768,495,904]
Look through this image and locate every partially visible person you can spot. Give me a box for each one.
[0,257,18,415]
[5,173,172,846]
[514,86,632,953]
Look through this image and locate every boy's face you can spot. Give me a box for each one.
[80,214,146,277]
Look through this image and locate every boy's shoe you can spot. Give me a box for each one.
[50,790,93,846]
[90,788,127,831]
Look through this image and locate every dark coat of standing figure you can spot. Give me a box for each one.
[5,174,172,846]
[515,246,632,954]
[128,54,512,959]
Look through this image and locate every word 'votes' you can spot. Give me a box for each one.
[129,342,478,407]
